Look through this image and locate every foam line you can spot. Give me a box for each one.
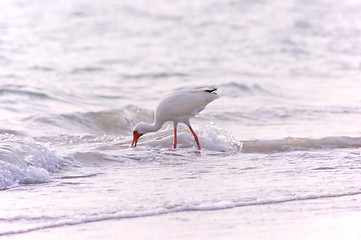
[1,190,360,236]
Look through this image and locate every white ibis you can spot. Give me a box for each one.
[131,88,219,150]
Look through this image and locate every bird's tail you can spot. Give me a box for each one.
[204,88,217,94]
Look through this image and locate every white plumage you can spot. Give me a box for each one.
[131,88,219,149]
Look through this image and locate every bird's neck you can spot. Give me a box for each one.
[142,120,164,133]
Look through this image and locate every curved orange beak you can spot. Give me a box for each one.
[131,132,143,147]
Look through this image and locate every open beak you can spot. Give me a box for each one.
[131,132,143,147]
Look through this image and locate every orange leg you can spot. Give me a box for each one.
[188,126,201,150]
[173,126,177,149]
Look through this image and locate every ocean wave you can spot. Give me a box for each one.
[26,105,154,135]
[128,134,361,154]
[0,135,64,190]
[219,82,282,98]
[241,136,361,153]
[136,127,239,152]
[120,72,188,80]
[71,67,105,74]
[0,86,53,100]
[19,106,361,154]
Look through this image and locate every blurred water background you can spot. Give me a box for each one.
[1,0,361,239]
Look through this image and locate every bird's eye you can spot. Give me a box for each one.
[133,130,138,135]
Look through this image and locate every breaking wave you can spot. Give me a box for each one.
[0,135,64,190]
[241,136,361,153]
[22,106,361,153]
[25,105,153,136]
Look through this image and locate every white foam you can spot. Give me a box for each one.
[201,125,241,151]
[187,201,237,211]
[21,166,51,184]
[0,136,63,190]
[137,131,361,154]
[241,136,361,153]
[136,124,241,152]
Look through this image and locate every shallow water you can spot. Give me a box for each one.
[1,0,361,239]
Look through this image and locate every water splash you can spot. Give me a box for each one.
[0,135,64,190]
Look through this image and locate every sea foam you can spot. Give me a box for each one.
[0,135,63,190]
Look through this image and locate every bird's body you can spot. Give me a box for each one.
[131,88,219,149]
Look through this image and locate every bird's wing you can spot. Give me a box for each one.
[156,90,218,120]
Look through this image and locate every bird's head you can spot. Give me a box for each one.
[131,123,146,147]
